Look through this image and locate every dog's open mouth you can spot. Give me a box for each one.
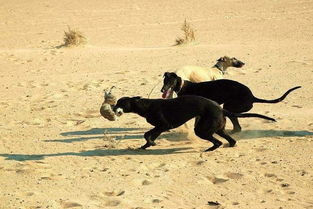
[162,88,173,99]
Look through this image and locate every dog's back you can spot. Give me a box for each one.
[140,96,223,128]
[179,79,254,104]
[176,65,222,82]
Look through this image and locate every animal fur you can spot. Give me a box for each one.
[175,56,245,83]
[161,72,301,133]
[113,96,275,151]
[100,86,117,121]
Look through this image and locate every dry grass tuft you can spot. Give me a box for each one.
[175,19,196,46]
[62,26,87,47]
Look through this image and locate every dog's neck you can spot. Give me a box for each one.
[130,99,151,118]
[174,77,184,93]
[214,62,228,74]
[175,78,190,95]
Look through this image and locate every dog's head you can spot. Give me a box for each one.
[161,72,181,99]
[217,56,245,68]
[113,96,141,116]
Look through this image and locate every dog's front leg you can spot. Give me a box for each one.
[140,127,167,149]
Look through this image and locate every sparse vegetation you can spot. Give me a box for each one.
[62,26,87,47]
[175,19,196,46]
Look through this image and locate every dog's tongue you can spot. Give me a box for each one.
[162,89,172,99]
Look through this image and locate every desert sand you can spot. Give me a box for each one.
[0,0,313,208]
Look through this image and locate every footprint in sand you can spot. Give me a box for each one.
[0,102,9,108]
[50,50,58,55]
[27,81,37,88]
[142,180,152,185]
[264,173,277,178]
[255,147,267,152]
[7,161,51,174]
[66,82,76,89]
[17,82,26,87]
[24,118,46,127]
[152,199,162,204]
[206,175,229,184]
[292,105,302,108]
[80,80,104,91]
[104,200,121,207]
[196,203,221,209]
[82,109,99,118]
[225,172,243,180]
[194,160,206,166]
[104,190,125,197]
[90,191,123,207]
[60,201,82,208]
[47,92,66,99]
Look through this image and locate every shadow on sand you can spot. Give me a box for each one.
[45,128,188,143]
[235,129,313,140]
[2,128,312,162]
[0,147,193,161]
[60,128,143,136]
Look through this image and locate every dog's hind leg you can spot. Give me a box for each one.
[141,127,168,149]
[228,116,241,134]
[203,136,223,152]
[216,130,236,147]
[194,118,223,151]
[223,101,253,134]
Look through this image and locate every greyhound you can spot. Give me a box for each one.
[113,95,275,151]
[161,72,301,133]
[175,56,245,83]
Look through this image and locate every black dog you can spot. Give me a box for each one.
[161,72,301,133]
[113,95,275,151]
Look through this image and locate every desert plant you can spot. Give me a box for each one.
[175,19,196,46]
[62,26,87,47]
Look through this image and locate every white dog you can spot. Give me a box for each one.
[175,56,245,83]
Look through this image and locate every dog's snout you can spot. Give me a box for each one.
[161,86,167,93]
[114,107,124,116]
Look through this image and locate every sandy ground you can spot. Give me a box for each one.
[1,0,313,208]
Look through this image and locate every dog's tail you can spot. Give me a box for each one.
[253,86,301,104]
[224,110,276,122]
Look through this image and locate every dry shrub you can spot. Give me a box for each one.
[62,26,86,47]
[175,19,196,46]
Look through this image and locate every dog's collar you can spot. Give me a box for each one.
[176,79,184,94]
[214,63,226,75]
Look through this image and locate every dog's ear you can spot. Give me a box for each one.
[163,72,170,78]
[217,57,224,62]
[218,56,229,62]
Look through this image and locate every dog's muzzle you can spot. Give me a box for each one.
[237,61,245,68]
[114,107,124,117]
[161,87,173,99]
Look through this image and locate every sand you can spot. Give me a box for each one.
[0,0,313,208]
